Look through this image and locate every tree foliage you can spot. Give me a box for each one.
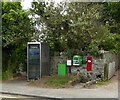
[2,2,33,71]
[2,2,32,47]
[65,3,105,51]
[101,2,120,53]
[31,2,120,57]
[2,2,120,76]
[30,2,68,53]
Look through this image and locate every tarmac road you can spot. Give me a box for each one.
[0,93,31,99]
[0,93,118,100]
[0,93,62,100]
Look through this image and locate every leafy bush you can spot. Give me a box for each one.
[2,69,13,80]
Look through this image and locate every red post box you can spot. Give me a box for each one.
[86,56,92,71]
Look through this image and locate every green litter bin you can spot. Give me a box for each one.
[58,64,67,75]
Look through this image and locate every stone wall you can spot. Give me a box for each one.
[50,51,120,80]
[103,51,118,67]
[50,52,67,74]
[102,51,119,79]
[70,51,119,80]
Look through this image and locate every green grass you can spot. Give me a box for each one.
[96,80,111,86]
[29,79,36,84]
[45,75,74,88]
[2,69,13,80]
[28,75,74,88]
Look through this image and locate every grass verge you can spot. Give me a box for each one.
[2,69,13,80]
[45,75,74,88]
[96,80,111,86]
[29,75,74,88]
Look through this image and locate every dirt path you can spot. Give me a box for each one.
[99,71,118,90]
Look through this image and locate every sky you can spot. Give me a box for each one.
[21,0,33,10]
[21,0,63,10]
